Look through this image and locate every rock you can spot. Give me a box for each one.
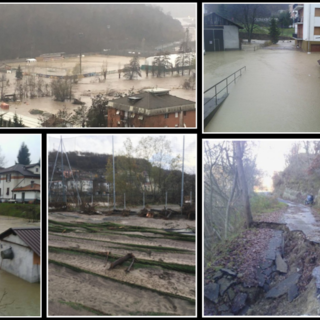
[263,283,270,292]
[227,288,235,301]
[220,268,237,277]
[288,284,299,302]
[256,268,266,287]
[218,277,236,296]
[260,259,273,270]
[265,273,301,299]
[204,283,220,303]
[218,304,229,312]
[262,266,274,277]
[265,230,284,260]
[212,270,223,281]
[276,252,288,273]
[312,266,320,291]
[231,292,247,314]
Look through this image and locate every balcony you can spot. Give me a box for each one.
[294,16,303,23]
[292,33,303,39]
[293,4,304,11]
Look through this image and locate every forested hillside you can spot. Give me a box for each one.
[0,3,184,60]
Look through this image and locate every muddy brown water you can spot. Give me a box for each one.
[0,216,40,316]
[204,41,320,132]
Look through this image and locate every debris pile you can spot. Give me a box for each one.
[182,203,195,220]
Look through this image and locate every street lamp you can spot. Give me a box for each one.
[79,33,84,75]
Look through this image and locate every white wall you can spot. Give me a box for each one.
[0,234,40,283]
[223,25,240,49]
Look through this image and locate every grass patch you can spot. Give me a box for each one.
[49,259,195,304]
[0,203,40,220]
[58,300,111,315]
[49,246,195,274]
[250,193,287,215]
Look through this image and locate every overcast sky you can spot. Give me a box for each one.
[0,134,41,167]
[48,134,196,174]
[154,3,196,18]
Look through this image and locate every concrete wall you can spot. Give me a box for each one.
[0,234,40,283]
[223,25,240,49]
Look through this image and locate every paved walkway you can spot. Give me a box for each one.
[279,199,320,243]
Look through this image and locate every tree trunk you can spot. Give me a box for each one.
[233,141,253,228]
[225,170,237,239]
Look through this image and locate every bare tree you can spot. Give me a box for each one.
[0,289,14,310]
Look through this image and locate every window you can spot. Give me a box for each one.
[36,168,39,172]
[183,111,187,116]
[6,188,9,195]
[6,174,11,182]
[31,181,34,188]
[315,8,320,17]
[175,112,178,118]
[315,27,320,36]
[164,113,169,119]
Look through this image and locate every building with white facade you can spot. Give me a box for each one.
[0,163,40,203]
[293,3,320,52]
[67,180,93,193]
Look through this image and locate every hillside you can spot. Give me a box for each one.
[0,3,184,60]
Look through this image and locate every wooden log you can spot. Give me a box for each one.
[108,253,134,270]
[125,257,135,273]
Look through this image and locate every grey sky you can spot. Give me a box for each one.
[0,134,41,167]
[48,134,196,174]
[153,3,196,18]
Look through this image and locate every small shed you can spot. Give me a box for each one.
[0,227,40,283]
[204,12,244,51]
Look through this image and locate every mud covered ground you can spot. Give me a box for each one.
[48,211,195,316]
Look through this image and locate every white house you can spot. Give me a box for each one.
[0,163,40,203]
[0,227,40,283]
[293,3,320,51]
[67,180,93,193]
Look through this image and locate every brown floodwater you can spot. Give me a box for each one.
[0,216,40,316]
[3,55,195,124]
[204,41,320,132]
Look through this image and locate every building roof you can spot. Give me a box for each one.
[108,90,195,116]
[204,12,244,29]
[0,163,40,177]
[12,183,40,192]
[0,227,40,256]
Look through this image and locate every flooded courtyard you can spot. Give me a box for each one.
[0,216,40,316]
[204,41,320,132]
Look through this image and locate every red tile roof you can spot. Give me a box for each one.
[0,227,40,256]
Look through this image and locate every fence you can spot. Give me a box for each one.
[204,66,246,108]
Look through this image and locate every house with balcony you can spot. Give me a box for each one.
[0,163,40,203]
[292,3,320,52]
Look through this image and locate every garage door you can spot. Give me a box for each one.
[204,30,215,51]
[311,44,320,52]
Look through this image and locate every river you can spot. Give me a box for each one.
[204,41,320,132]
[0,216,40,316]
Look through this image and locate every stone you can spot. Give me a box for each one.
[220,268,237,277]
[312,266,320,291]
[288,284,299,302]
[218,304,230,312]
[265,230,284,260]
[227,288,235,301]
[260,259,273,270]
[276,252,288,273]
[256,268,266,287]
[263,283,270,292]
[262,266,273,277]
[231,292,248,314]
[205,283,220,303]
[265,273,301,299]
[218,277,236,296]
[212,270,223,281]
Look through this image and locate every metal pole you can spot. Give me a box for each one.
[61,136,66,203]
[226,78,228,94]
[165,191,167,210]
[215,85,217,105]
[124,193,126,209]
[190,191,192,205]
[181,135,185,216]
[113,136,116,209]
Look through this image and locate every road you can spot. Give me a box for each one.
[279,199,320,243]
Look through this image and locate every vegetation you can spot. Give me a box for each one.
[250,193,286,215]
[0,203,40,220]
[269,17,281,44]
[17,142,31,165]
[0,4,184,60]
[122,54,141,80]
[15,65,23,80]
[51,78,72,102]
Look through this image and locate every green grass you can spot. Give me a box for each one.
[58,300,111,315]
[250,193,287,215]
[0,203,40,220]
[239,24,294,36]
[49,259,195,304]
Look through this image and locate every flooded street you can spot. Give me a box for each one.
[204,42,320,132]
[0,216,40,316]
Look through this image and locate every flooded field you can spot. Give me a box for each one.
[48,211,195,316]
[204,41,320,132]
[2,55,195,125]
[0,216,40,316]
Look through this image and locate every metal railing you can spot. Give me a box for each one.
[204,66,246,107]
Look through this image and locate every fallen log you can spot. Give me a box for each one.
[125,257,135,273]
[108,253,135,270]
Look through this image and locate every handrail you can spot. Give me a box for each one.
[204,67,246,107]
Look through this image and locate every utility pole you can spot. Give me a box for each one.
[181,135,185,216]
[112,135,116,210]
